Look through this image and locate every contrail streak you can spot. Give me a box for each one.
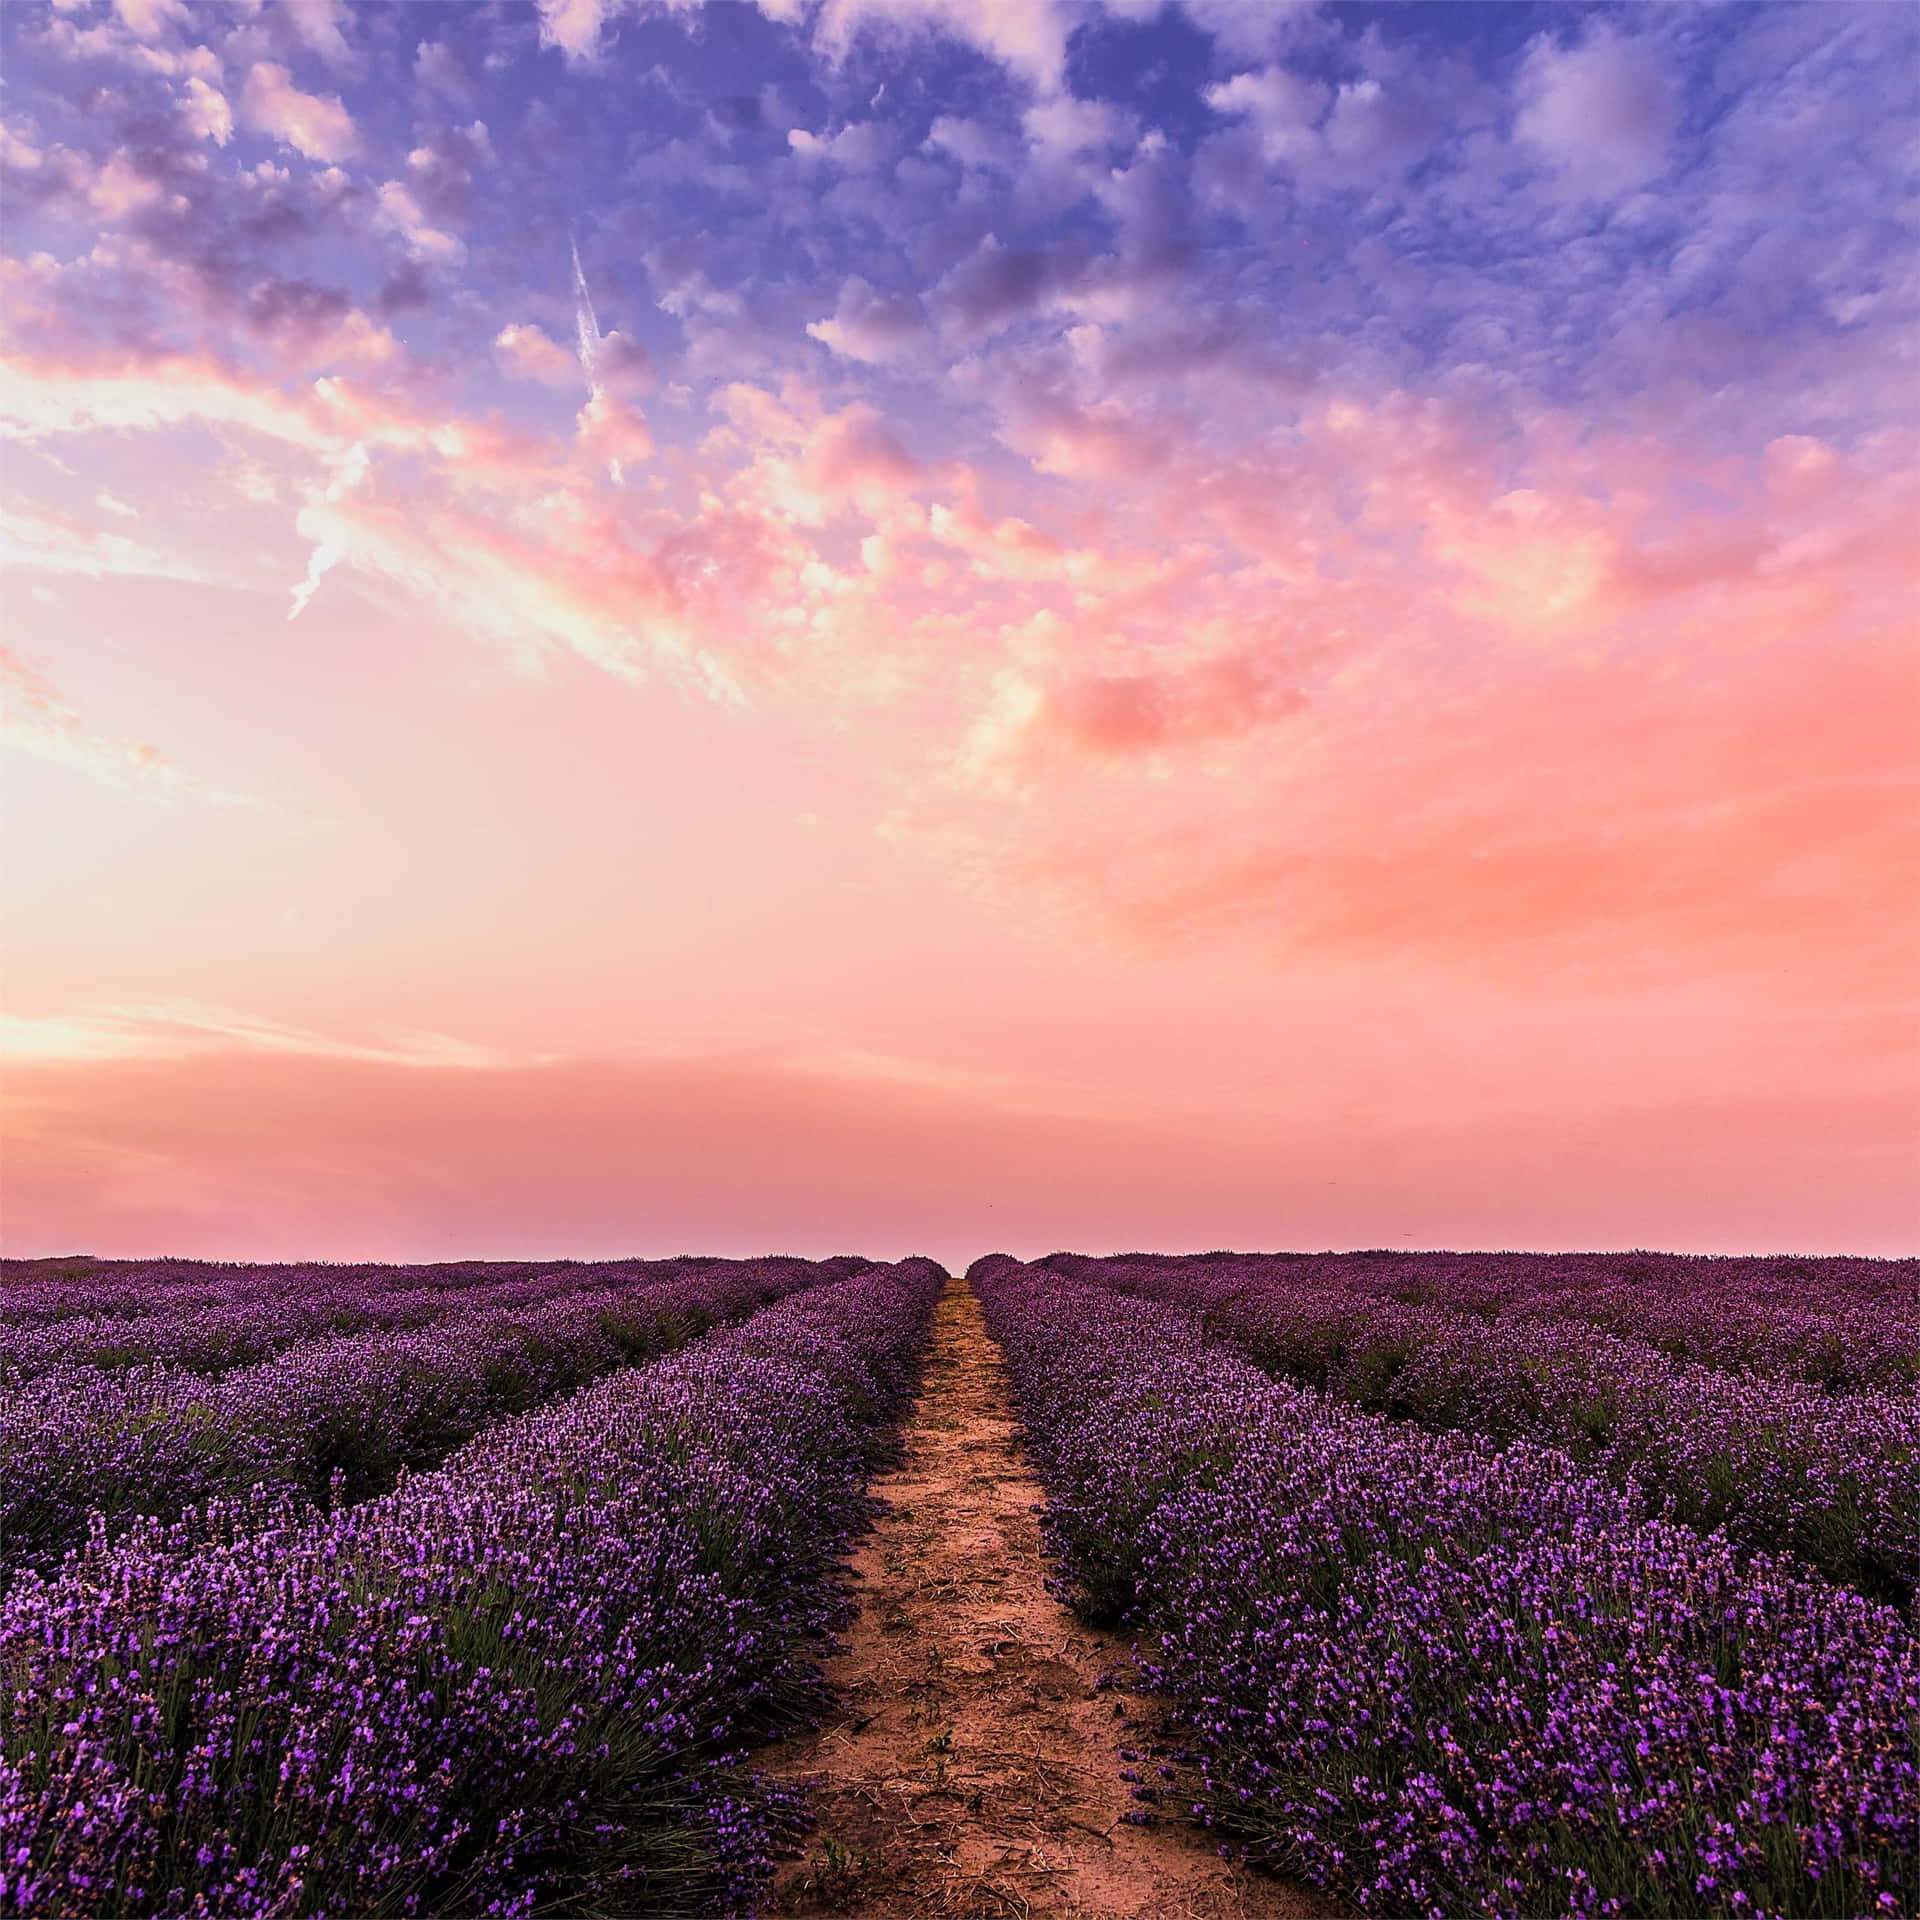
[570,234,603,396]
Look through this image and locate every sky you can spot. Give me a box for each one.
[2,0,1915,1268]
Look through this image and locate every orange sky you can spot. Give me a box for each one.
[4,0,1915,1264]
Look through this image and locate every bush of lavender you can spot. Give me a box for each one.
[1037,1250,1920,1391]
[1044,1254,1919,1607]
[0,1258,945,1917]
[0,1258,870,1586]
[0,1256,874,1379]
[972,1257,1920,1918]
[0,1256,724,1329]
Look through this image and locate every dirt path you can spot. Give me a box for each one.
[762,1279,1332,1919]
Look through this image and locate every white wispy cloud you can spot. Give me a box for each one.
[0,1000,545,1068]
[0,501,215,582]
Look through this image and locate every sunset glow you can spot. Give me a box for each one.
[4,0,1915,1264]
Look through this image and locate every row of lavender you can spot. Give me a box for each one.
[1200,1249,1920,1391]
[0,1255,699,1322]
[1,1257,947,1916]
[0,1255,874,1377]
[1,1257,873,1586]
[1041,1254,1919,1607]
[973,1256,1919,1918]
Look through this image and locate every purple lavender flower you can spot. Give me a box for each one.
[1,1257,874,1585]
[1034,1252,1918,1606]
[973,1256,1920,1918]
[0,1258,944,1915]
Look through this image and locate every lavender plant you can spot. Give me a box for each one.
[0,1258,945,1916]
[1041,1254,1919,1606]
[0,1258,879,1587]
[973,1256,1920,1918]
[0,1256,874,1378]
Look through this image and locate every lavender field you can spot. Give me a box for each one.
[1,1255,945,1915]
[3,1249,1916,1916]
[974,1253,1920,1918]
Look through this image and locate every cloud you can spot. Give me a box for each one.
[1515,24,1677,199]
[0,645,219,798]
[0,500,218,583]
[807,275,928,362]
[1201,65,1319,147]
[924,114,1021,173]
[282,0,355,67]
[494,320,580,385]
[0,343,399,462]
[714,387,921,529]
[533,0,767,64]
[402,119,492,220]
[787,119,897,172]
[574,385,653,482]
[0,332,727,697]
[571,242,651,478]
[237,276,396,367]
[812,0,1079,93]
[1177,0,1320,62]
[374,180,464,265]
[7,1044,1912,1262]
[20,311,1899,1019]
[932,234,1082,338]
[1036,649,1309,757]
[113,0,190,41]
[282,452,725,690]
[0,1001,530,1069]
[180,75,233,144]
[0,0,1911,1276]
[925,407,1920,1007]
[240,61,359,163]
[1022,94,1131,157]
[524,0,1148,96]
[413,37,476,103]
[1203,60,1436,188]
[536,0,620,62]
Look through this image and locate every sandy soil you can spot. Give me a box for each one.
[760,1279,1334,1919]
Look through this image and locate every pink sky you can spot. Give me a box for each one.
[4,0,1915,1266]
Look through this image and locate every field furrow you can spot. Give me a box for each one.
[762,1276,1326,1920]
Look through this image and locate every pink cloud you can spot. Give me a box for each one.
[4,252,1909,1198]
[373,180,463,265]
[240,61,359,163]
[180,75,232,143]
[925,409,1919,1009]
[494,320,580,385]
[7,1048,1912,1264]
[112,0,190,42]
[530,0,1082,92]
[812,0,1076,94]
[712,387,922,531]
[808,276,928,363]
[1039,649,1308,756]
[0,645,193,796]
[535,0,621,63]
[0,498,221,586]
[282,0,355,68]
